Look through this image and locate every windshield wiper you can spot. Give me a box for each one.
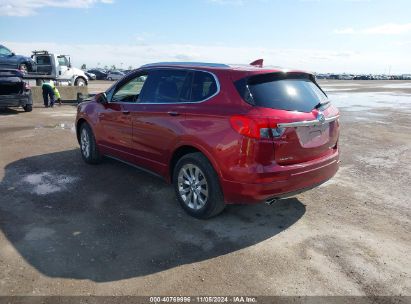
[314,100,331,109]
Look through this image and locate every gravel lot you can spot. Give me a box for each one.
[0,81,410,297]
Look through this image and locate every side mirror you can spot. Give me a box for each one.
[10,52,15,56]
[96,92,108,104]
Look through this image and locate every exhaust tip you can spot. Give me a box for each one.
[265,198,278,206]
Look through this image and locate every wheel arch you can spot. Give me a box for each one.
[76,117,89,144]
[74,76,88,86]
[168,144,223,185]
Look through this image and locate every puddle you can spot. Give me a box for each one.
[382,83,411,89]
[23,172,78,195]
[328,92,411,112]
[324,88,354,92]
[35,122,75,132]
[24,227,55,241]
[320,83,362,87]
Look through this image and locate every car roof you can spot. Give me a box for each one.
[140,62,310,75]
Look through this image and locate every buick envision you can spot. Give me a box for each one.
[76,62,340,218]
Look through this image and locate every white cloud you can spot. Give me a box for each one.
[0,0,113,16]
[335,23,411,35]
[4,40,411,74]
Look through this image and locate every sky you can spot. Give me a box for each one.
[0,0,410,74]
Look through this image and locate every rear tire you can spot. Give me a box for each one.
[173,152,225,219]
[23,104,32,112]
[79,123,102,164]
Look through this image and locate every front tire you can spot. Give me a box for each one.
[23,104,32,112]
[173,152,225,219]
[19,63,28,74]
[79,123,102,164]
[75,77,87,86]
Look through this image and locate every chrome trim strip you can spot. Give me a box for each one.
[277,115,339,128]
[109,67,221,105]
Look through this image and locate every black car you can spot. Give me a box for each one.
[0,69,33,112]
[87,69,108,80]
[0,45,36,73]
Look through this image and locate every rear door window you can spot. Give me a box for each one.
[140,69,187,103]
[138,69,218,104]
[236,73,328,112]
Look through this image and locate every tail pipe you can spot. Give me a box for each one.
[265,198,279,206]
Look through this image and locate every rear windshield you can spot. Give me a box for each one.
[36,56,51,65]
[235,73,328,112]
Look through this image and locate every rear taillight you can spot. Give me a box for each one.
[230,115,285,139]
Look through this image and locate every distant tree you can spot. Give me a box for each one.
[104,65,108,70]
[111,65,116,70]
[81,64,87,70]
[128,65,133,70]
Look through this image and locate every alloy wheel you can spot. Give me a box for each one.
[80,128,90,158]
[177,164,209,210]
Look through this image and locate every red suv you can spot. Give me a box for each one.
[76,62,339,218]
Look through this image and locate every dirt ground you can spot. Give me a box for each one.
[0,81,410,297]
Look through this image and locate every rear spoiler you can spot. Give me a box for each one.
[250,59,264,68]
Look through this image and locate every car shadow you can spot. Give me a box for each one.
[0,149,306,282]
[0,108,21,115]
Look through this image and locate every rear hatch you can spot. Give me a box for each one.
[234,72,339,165]
[0,69,24,95]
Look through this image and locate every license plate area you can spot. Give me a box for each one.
[296,123,330,148]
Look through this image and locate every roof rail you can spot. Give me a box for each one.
[141,62,230,68]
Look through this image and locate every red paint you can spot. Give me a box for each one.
[76,63,339,204]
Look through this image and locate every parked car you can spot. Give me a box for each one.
[0,69,32,112]
[0,44,36,73]
[106,70,124,81]
[76,62,340,218]
[85,71,96,80]
[87,69,108,80]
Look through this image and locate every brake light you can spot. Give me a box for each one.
[230,115,285,139]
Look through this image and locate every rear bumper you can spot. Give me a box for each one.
[0,94,31,107]
[221,150,339,204]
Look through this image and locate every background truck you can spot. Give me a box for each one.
[27,51,88,86]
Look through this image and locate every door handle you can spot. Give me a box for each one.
[122,111,130,115]
[167,111,180,116]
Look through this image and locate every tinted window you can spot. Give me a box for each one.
[236,73,328,113]
[190,71,217,102]
[140,69,187,103]
[36,56,51,65]
[111,73,148,103]
[177,71,218,102]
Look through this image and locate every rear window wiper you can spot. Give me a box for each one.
[314,100,331,109]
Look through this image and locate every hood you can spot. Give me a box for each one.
[71,67,87,76]
[14,54,35,64]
